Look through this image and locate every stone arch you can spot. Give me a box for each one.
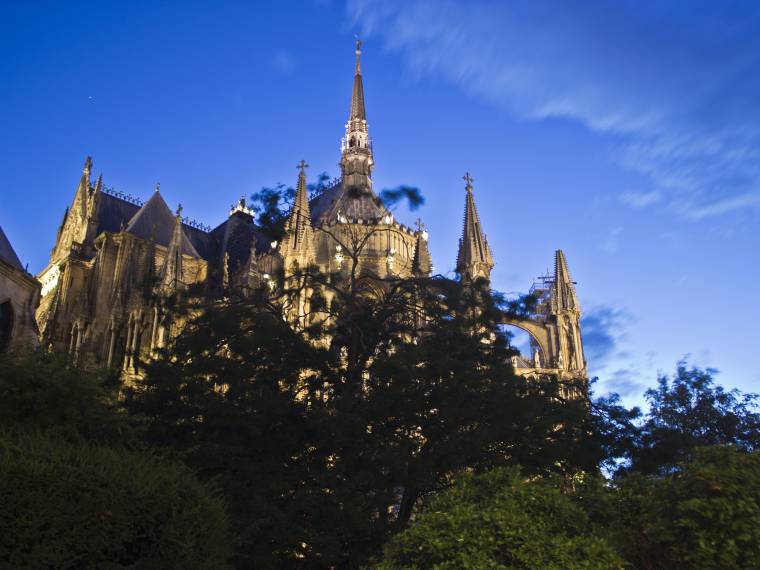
[499,316,552,367]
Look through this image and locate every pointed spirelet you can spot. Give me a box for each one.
[160,204,184,291]
[551,249,580,313]
[284,160,314,254]
[92,174,103,194]
[455,173,494,280]
[412,226,432,276]
[75,156,93,219]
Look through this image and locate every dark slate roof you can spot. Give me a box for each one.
[0,225,23,270]
[125,191,200,257]
[309,181,389,225]
[210,213,270,269]
[95,193,140,235]
[183,224,214,261]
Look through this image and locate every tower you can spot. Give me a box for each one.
[340,39,374,190]
[549,250,585,373]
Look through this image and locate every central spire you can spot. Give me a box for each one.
[341,38,374,187]
[350,38,366,121]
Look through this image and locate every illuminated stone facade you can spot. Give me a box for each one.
[36,41,586,383]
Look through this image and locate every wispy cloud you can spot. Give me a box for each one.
[347,0,760,220]
[599,226,622,254]
[581,305,635,367]
[620,190,661,209]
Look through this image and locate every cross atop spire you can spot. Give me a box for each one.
[355,37,362,74]
[297,159,309,173]
[463,172,474,191]
[175,203,183,218]
[415,218,426,232]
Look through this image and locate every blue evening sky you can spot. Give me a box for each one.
[2,1,758,403]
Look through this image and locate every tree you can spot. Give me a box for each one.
[377,466,624,569]
[125,301,325,567]
[627,363,760,475]
[606,446,760,569]
[126,272,592,567]
[0,429,231,569]
[0,351,132,444]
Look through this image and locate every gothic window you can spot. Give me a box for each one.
[0,301,13,353]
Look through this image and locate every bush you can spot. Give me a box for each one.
[0,430,231,569]
[0,351,132,443]
[611,446,760,569]
[377,467,623,569]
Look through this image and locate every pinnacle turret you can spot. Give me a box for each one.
[455,173,493,281]
[160,204,184,292]
[282,160,314,259]
[551,249,580,314]
[412,219,432,276]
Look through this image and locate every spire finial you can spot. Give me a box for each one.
[355,37,362,74]
[83,156,92,174]
[297,159,309,173]
[175,203,183,218]
[415,218,426,232]
[155,182,161,193]
[463,172,474,192]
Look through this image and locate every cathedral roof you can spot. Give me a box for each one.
[210,214,270,270]
[94,193,141,236]
[125,191,200,257]
[309,181,390,225]
[0,225,24,271]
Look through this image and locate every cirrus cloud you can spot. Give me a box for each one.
[347,0,760,220]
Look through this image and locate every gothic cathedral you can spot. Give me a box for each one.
[35,41,587,384]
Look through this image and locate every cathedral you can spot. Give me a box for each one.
[34,41,587,383]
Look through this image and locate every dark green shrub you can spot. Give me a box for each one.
[377,467,623,569]
[611,446,760,569]
[0,430,231,569]
[0,351,132,443]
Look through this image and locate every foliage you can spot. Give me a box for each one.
[249,172,331,240]
[0,429,231,569]
[626,363,760,475]
[126,273,593,567]
[249,177,424,240]
[125,302,328,567]
[378,185,425,211]
[0,351,133,444]
[376,467,624,569]
[605,446,760,569]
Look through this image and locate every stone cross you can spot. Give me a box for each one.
[297,159,309,172]
[463,172,474,190]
